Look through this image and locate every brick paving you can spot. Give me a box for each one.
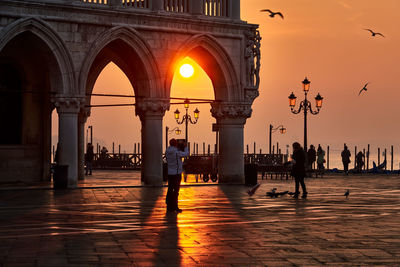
[0,173,399,266]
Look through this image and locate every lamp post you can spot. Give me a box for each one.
[165,126,182,151]
[269,124,286,154]
[88,125,93,144]
[174,98,200,143]
[288,77,323,151]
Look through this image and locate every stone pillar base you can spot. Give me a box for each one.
[218,123,245,184]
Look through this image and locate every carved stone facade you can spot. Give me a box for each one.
[0,0,260,185]
[78,108,91,124]
[210,102,252,121]
[52,97,85,114]
[244,29,262,90]
[135,98,170,118]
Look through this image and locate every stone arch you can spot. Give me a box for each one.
[0,17,75,94]
[79,26,162,104]
[166,34,240,101]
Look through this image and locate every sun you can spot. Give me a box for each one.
[179,63,194,78]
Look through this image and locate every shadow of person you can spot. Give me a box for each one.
[138,186,164,226]
[154,212,181,266]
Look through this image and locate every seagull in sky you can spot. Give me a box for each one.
[358,82,369,96]
[344,189,350,199]
[260,9,284,19]
[364,29,385,37]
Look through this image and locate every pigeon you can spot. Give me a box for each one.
[266,188,289,198]
[247,183,261,196]
[260,9,284,19]
[344,189,350,198]
[358,82,369,96]
[364,29,385,37]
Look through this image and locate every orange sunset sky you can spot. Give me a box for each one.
[53,0,400,167]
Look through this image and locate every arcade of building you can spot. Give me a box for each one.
[0,0,261,187]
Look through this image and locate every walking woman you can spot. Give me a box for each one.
[291,142,307,199]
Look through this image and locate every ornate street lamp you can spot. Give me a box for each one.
[302,77,310,92]
[174,109,180,120]
[174,128,182,135]
[165,126,181,151]
[288,77,323,151]
[315,93,323,109]
[174,98,199,143]
[269,124,286,154]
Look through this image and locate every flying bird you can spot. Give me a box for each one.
[358,82,369,96]
[247,183,261,196]
[364,29,385,37]
[260,9,284,19]
[344,189,350,198]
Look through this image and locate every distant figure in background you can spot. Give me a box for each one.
[341,144,351,175]
[85,143,94,175]
[100,146,108,168]
[54,143,59,164]
[290,142,307,199]
[165,138,189,213]
[307,145,317,170]
[356,151,365,173]
[317,145,325,170]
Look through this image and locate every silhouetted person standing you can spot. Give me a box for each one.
[291,142,307,199]
[165,139,189,213]
[307,145,316,170]
[100,146,108,168]
[341,144,351,175]
[85,143,94,175]
[356,151,365,173]
[316,144,325,176]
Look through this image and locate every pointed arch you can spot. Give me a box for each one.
[79,26,162,103]
[0,17,75,94]
[166,34,240,101]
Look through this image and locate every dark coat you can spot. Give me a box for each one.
[86,146,94,162]
[341,149,351,164]
[307,148,316,163]
[291,148,306,177]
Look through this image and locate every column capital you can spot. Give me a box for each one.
[78,107,91,124]
[52,97,85,114]
[211,102,252,122]
[136,98,169,119]
[244,88,259,103]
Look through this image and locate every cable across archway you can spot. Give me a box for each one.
[85,93,218,108]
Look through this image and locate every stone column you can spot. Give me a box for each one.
[78,108,90,180]
[230,0,240,20]
[190,0,203,15]
[136,98,169,186]
[53,97,84,188]
[211,102,252,184]
[108,0,121,6]
[151,0,163,11]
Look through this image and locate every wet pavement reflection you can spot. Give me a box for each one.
[0,175,399,266]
